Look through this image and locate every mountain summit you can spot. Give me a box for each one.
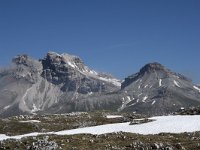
[139,62,168,73]
[0,52,200,117]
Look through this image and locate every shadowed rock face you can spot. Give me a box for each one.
[0,54,200,117]
[40,52,120,93]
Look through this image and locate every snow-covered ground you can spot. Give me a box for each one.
[56,115,200,135]
[1,115,200,141]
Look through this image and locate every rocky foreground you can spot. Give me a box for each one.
[1,132,200,150]
[0,111,200,149]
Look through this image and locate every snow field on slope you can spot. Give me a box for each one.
[56,115,200,135]
[1,115,200,141]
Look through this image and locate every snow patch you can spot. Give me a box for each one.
[99,77,121,87]
[19,120,41,123]
[135,79,139,83]
[181,107,185,110]
[128,103,136,107]
[3,105,11,110]
[174,80,181,88]
[159,79,162,87]
[193,86,200,92]
[31,104,40,113]
[127,96,131,101]
[1,115,200,140]
[89,70,98,75]
[142,96,148,102]
[106,115,123,119]
[67,61,76,68]
[152,100,156,105]
[119,96,132,111]
[88,92,93,95]
[55,115,200,135]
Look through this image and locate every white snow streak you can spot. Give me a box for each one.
[1,115,200,141]
[151,100,156,105]
[3,105,11,110]
[22,87,32,105]
[142,96,148,102]
[159,79,162,87]
[67,61,76,68]
[193,86,200,92]
[119,96,132,111]
[128,102,137,107]
[174,80,181,88]
[126,96,131,101]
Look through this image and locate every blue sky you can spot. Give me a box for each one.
[0,0,200,83]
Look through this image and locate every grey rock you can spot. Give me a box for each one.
[120,62,200,115]
[0,52,121,117]
[27,136,58,150]
[0,53,200,117]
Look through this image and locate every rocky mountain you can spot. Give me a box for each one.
[0,52,121,117]
[119,62,200,115]
[0,52,200,117]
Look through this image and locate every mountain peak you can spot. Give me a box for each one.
[1,52,200,117]
[12,54,29,65]
[139,62,168,74]
[42,51,85,72]
[41,51,121,87]
[46,51,83,65]
[12,54,41,69]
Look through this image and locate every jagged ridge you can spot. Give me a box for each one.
[0,53,200,117]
